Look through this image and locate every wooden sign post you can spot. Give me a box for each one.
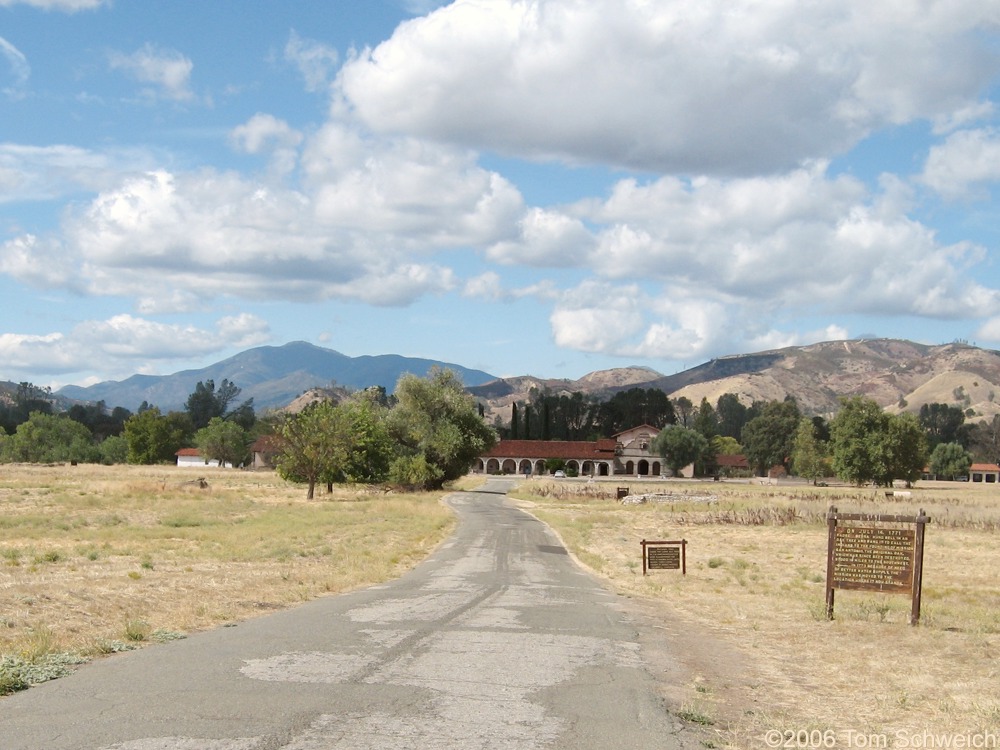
[641,539,687,576]
[825,506,929,625]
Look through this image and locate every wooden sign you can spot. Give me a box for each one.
[825,507,929,625]
[641,539,687,575]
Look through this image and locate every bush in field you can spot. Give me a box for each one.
[98,434,128,465]
[792,417,828,484]
[388,368,497,490]
[653,425,708,478]
[123,408,193,465]
[1,412,99,464]
[930,442,973,480]
[195,417,251,468]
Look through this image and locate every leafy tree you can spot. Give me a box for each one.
[1,412,98,463]
[692,398,719,440]
[791,417,827,484]
[388,368,497,490]
[274,392,394,496]
[0,382,53,434]
[712,435,741,455]
[98,434,129,465]
[335,393,395,484]
[830,397,928,486]
[672,397,694,427]
[716,393,749,440]
[124,408,190,464]
[968,415,1000,464]
[811,415,831,443]
[929,442,972,480]
[830,397,891,485]
[185,379,255,430]
[67,401,131,441]
[918,403,968,450]
[598,388,674,435]
[740,399,801,476]
[195,417,251,468]
[519,390,600,441]
[652,425,708,478]
[885,412,929,487]
[275,400,349,499]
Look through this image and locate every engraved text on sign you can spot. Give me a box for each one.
[832,526,915,592]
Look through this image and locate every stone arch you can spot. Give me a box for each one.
[625,460,634,474]
[652,461,661,476]
[566,460,580,475]
[486,458,500,474]
[598,462,610,476]
[534,459,546,475]
[501,459,517,474]
[518,459,533,475]
[638,459,650,476]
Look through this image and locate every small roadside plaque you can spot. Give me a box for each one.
[641,539,687,575]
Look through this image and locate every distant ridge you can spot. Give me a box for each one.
[40,338,1000,423]
[55,341,496,412]
[469,339,1000,425]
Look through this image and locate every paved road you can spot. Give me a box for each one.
[2,478,689,750]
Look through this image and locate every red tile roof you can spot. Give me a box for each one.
[175,448,201,457]
[970,463,1000,472]
[716,454,749,468]
[482,439,617,460]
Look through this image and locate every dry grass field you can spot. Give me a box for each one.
[4,464,999,749]
[513,478,1000,749]
[0,463,455,694]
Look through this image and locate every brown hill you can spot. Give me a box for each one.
[471,339,1000,424]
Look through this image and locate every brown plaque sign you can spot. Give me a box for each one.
[648,545,681,570]
[825,507,929,626]
[641,539,686,575]
[832,526,915,592]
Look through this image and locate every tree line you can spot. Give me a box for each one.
[2,374,997,488]
[503,385,996,485]
[0,370,496,496]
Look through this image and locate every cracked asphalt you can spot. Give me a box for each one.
[1,478,690,749]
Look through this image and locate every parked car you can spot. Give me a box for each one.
[553,470,566,478]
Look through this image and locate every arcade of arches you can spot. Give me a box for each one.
[475,425,664,478]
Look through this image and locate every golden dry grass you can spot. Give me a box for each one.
[6,464,999,748]
[513,478,1000,749]
[0,464,456,670]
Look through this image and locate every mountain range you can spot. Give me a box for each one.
[10,338,1000,423]
[54,341,496,412]
[467,339,1000,424]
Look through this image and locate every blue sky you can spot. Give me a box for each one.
[2,0,1000,389]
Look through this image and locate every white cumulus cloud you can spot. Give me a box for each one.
[921,128,1000,198]
[0,313,269,379]
[108,43,195,102]
[336,0,1000,174]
